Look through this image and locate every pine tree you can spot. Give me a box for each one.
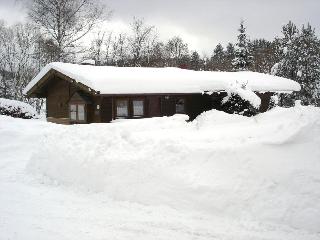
[294,24,320,106]
[190,51,201,70]
[232,21,253,71]
[225,43,235,71]
[210,43,225,71]
[271,21,300,106]
[273,22,320,106]
[249,39,276,73]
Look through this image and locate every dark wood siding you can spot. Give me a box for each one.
[91,96,102,123]
[46,76,99,124]
[147,96,161,117]
[257,92,272,112]
[101,97,113,122]
[43,76,273,124]
[160,96,176,116]
[46,77,76,119]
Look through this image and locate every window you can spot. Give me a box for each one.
[116,99,129,118]
[176,98,185,114]
[69,104,86,122]
[70,104,77,120]
[132,100,144,117]
[78,105,85,121]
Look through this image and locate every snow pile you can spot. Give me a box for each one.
[0,98,38,119]
[24,62,301,95]
[27,105,320,234]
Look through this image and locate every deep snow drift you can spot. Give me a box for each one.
[1,105,320,239]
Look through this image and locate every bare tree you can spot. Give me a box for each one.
[103,32,114,65]
[0,22,37,100]
[88,31,106,65]
[165,36,189,67]
[128,18,155,66]
[112,33,129,66]
[28,0,109,61]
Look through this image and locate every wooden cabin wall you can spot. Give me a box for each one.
[46,76,77,119]
[46,76,100,123]
[257,92,273,112]
[91,96,102,123]
[160,96,176,116]
[100,97,113,122]
[147,96,161,117]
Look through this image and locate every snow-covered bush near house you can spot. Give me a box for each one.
[1,106,320,240]
[0,98,38,119]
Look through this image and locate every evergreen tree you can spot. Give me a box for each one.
[249,39,277,73]
[225,43,235,71]
[272,21,299,79]
[232,21,253,71]
[210,43,225,71]
[294,24,320,106]
[190,51,201,70]
[271,21,300,106]
[273,22,320,106]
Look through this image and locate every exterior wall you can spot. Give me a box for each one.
[100,97,113,122]
[44,77,273,124]
[46,76,98,124]
[160,96,176,116]
[46,77,76,119]
[257,92,273,112]
[147,96,161,117]
[106,94,214,121]
[91,96,102,123]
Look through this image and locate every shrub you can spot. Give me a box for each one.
[221,94,259,117]
[0,98,38,119]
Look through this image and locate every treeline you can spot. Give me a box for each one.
[0,0,319,110]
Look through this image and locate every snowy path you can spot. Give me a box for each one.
[0,107,320,240]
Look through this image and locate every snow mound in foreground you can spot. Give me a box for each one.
[27,106,320,233]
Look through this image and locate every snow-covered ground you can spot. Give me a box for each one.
[1,105,320,240]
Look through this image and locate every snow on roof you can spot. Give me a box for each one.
[23,62,301,95]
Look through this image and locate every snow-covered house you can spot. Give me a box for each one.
[23,62,300,124]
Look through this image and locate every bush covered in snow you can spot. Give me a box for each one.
[0,98,38,119]
[221,93,259,116]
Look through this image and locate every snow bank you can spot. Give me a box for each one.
[0,98,38,119]
[27,106,320,234]
[24,62,301,95]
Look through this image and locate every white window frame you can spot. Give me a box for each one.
[116,99,129,119]
[175,98,185,114]
[69,103,86,122]
[132,99,144,117]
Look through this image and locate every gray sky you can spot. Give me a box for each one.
[1,0,319,55]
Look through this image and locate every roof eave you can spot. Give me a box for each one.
[24,68,99,98]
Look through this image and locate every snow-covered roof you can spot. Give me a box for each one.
[23,62,301,95]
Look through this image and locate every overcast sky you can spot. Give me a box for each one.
[1,0,319,55]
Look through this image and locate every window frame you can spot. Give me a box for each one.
[175,97,186,114]
[115,98,129,119]
[132,99,145,118]
[70,104,77,121]
[69,103,87,123]
[114,97,146,119]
